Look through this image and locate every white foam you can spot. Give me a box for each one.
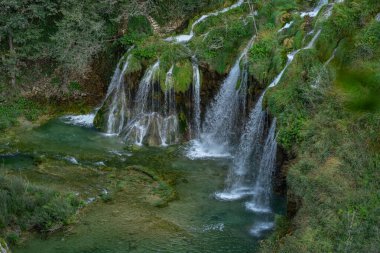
[245,202,271,213]
[61,113,95,127]
[95,161,106,166]
[185,139,231,160]
[65,156,79,165]
[202,223,225,232]
[214,187,256,201]
[249,222,274,237]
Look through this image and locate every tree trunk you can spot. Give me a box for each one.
[8,34,16,87]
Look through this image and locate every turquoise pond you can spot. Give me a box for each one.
[0,119,285,253]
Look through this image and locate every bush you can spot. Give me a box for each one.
[0,176,81,235]
[0,98,45,130]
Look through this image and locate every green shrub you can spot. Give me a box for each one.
[0,176,81,235]
[0,98,44,130]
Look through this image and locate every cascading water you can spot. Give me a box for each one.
[133,61,160,115]
[187,37,255,159]
[215,25,322,237]
[277,21,294,33]
[245,119,277,213]
[215,95,266,201]
[120,61,179,146]
[192,60,202,139]
[300,0,328,18]
[161,66,179,146]
[105,56,131,135]
[165,0,245,43]
[62,54,133,129]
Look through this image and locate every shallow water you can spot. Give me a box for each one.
[0,119,285,253]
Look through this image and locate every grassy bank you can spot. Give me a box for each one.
[256,0,380,251]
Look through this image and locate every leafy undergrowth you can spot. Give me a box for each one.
[0,176,82,246]
[259,0,380,251]
[0,98,45,130]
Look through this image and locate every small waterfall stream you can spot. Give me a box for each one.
[120,61,179,146]
[106,56,131,135]
[192,60,202,139]
[187,37,255,159]
[215,95,266,201]
[245,119,277,213]
[300,0,328,18]
[165,0,245,43]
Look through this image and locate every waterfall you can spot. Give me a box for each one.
[165,0,245,43]
[161,66,179,146]
[106,56,131,134]
[133,61,160,115]
[186,37,255,159]
[120,61,179,146]
[300,0,328,18]
[245,119,277,213]
[164,66,176,116]
[192,60,202,139]
[215,95,266,200]
[62,55,132,129]
[277,21,294,33]
[216,26,320,208]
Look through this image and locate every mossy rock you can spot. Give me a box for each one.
[0,238,10,253]
[173,60,193,93]
[125,54,143,75]
[120,165,177,207]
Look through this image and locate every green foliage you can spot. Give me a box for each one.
[68,81,82,91]
[249,29,285,84]
[172,60,193,93]
[260,1,380,251]
[125,54,142,74]
[0,98,45,130]
[120,16,153,46]
[190,9,254,74]
[159,43,190,71]
[151,0,235,25]
[0,176,81,235]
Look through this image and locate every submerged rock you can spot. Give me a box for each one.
[142,113,163,146]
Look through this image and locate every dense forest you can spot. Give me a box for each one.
[0,0,379,252]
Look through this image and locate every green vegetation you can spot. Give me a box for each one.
[0,0,379,251]
[258,0,380,252]
[172,60,193,92]
[0,98,45,130]
[190,6,254,74]
[0,176,81,244]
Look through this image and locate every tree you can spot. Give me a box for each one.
[0,0,58,86]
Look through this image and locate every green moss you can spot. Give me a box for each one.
[249,28,286,84]
[68,81,82,91]
[172,60,193,93]
[126,54,142,74]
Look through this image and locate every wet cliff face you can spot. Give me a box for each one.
[92,58,268,146]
